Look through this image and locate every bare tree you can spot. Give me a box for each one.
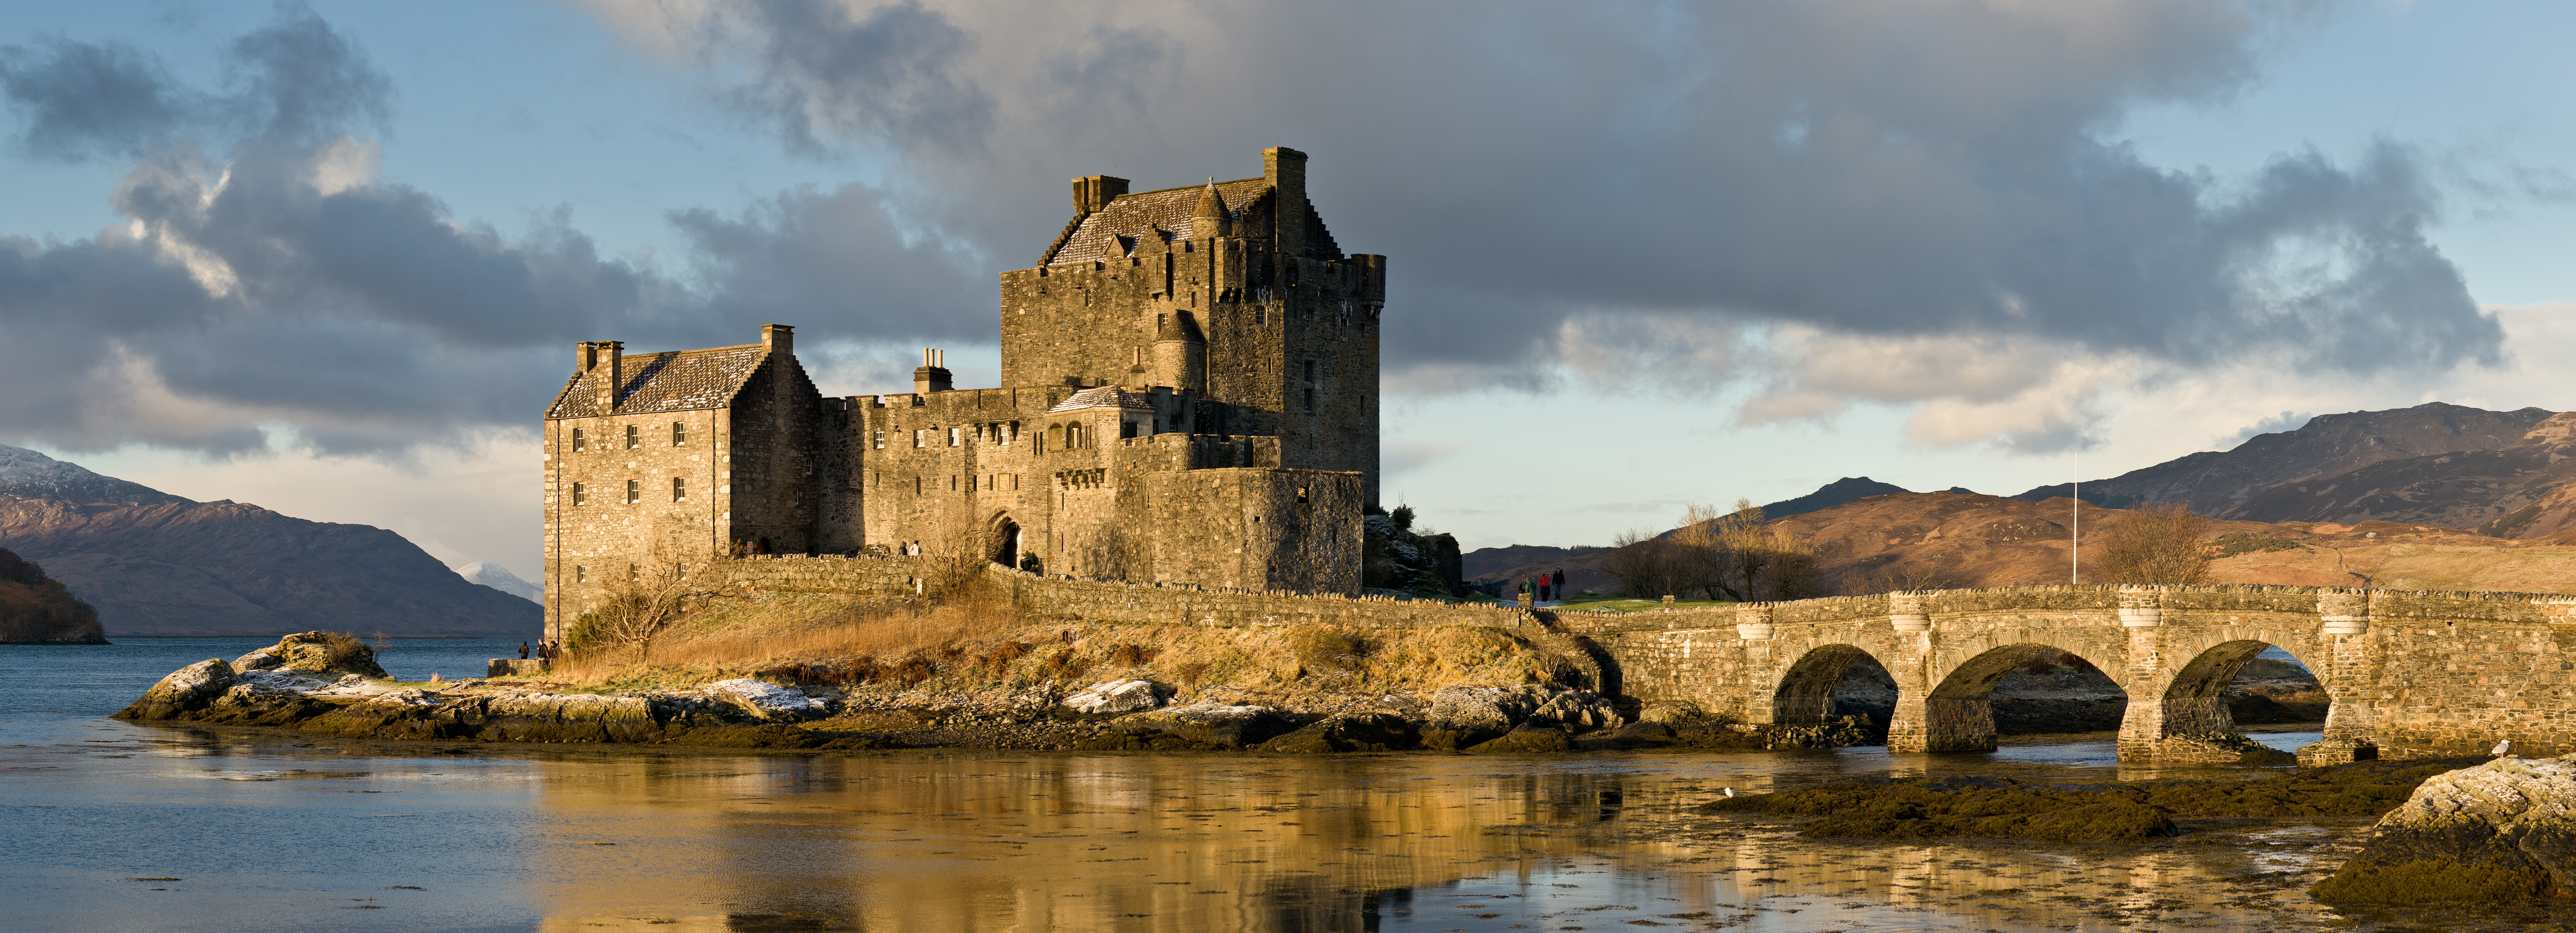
[1602,528,1682,600]
[1841,559,1959,596]
[2096,502,2215,585]
[923,520,1000,599]
[575,542,737,665]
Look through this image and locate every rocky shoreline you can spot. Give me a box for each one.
[115,633,1813,754]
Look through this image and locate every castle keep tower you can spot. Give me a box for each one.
[543,148,1380,636]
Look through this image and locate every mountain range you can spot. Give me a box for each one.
[1466,402,2576,595]
[0,445,540,637]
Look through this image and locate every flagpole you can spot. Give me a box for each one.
[2072,447,2080,585]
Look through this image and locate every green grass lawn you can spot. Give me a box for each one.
[1551,596,1738,613]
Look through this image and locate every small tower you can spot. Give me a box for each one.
[1152,310,1206,393]
[1190,179,1230,238]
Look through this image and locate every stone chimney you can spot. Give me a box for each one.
[1264,146,1307,256]
[588,340,623,413]
[761,323,794,356]
[913,348,952,394]
[1073,175,1129,213]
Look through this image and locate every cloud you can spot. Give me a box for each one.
[0,7,984,458]
[580,0,2501,449]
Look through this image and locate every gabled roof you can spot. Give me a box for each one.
[1046,177,1271,266]
[545,345,769,419]
[1047,386,1154,414]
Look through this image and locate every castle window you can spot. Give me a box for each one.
[1256,308,1266,326]
[948,427,961,447]
[672,422,686,445]
[873,431,885,450]
[913,429,925,448]
[1303,387,1315,413]
[1121,419,1138,440]
[572,482,585,506]
[626,479,639,503]
[913,477,921,495]
[1302,360,1316,382]
[575,565,585,583]
[672,478,686,501]
[625,425,639,449]
[1006,421,1019,444]
[950,475,958,491]
[630,564,640,583]
[1298,486,1310,504]
[572,428,585,451]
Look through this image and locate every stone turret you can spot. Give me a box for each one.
[1190,179,1230,238]
[1152,310,1206,393]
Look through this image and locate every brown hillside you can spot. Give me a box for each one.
[0,546,104,643]
[1778,491,2576,594]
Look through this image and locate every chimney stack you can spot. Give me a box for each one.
[913,348,952,394]
[1072,175,1129,214]
[761,323,795,356]
[1264,147,1308,256]
[592,340,623,413]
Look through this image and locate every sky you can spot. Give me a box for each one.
[1,0,2571,579]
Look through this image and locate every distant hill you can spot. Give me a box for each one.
[2015,403,2566,524]
[0,546,103,643]
[457,561,543,603]
[1757,476,1911,518]
[0,444,540,637]
[1777,489,2576,595]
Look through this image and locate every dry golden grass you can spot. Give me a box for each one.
[535,587,1584,707]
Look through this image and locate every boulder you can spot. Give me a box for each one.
[1261,711,1421,754]
[1464,723,1574,754]
[1422,684,1549,749]
[1527,690,1621,730]
[264,632,388,679]
[231,649,284,672]
[1637,701,1705,725]
[1112,703,1296,749]
[704,679,828,722]
[2312,755,2576,903]
[1061,679,1165,715]
[116,658,236,720]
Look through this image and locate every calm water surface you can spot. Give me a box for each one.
[0,640,2516,932]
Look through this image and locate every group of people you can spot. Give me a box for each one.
[515,641,560,661]
[1520,568,1571,602]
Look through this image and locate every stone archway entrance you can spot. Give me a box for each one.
[991,516,1021,568]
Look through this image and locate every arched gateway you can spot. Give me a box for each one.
[1557,584,2567,764]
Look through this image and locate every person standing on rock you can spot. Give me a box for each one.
[1555,567,1568,600]
[518,641,529,660]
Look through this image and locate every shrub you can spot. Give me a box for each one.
[1288,626,1364,674]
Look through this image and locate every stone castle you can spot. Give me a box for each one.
[542,147,1383,638]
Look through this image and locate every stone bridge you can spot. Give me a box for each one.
[1554,585,2576,764]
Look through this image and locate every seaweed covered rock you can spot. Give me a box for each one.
[1761,714,1884,749]
[1464,723,1574,754]
[2312,755,2576,904]
[1261,711,1420,753]
[264,632,388,679]
[1710,775,2178,842]
[115,658,235,720]
[1112,703,1295,750]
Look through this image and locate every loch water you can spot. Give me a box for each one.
[0,640,2548,932]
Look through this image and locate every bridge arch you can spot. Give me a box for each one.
[1907,640,2133,753]
[2124,637,2345,762]
[1771,644,1895,727]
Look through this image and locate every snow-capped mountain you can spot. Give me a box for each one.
[0,445,189,505]
[455,561,542,603]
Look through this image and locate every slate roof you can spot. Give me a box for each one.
[545,345,769,419]
[1046,386,1155,414]
[1046,178,1270,266]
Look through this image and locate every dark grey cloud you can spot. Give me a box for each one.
[0,7,984,457]
[0,3,388,160]
[713,0,992,156]
[630,0,2496,392]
